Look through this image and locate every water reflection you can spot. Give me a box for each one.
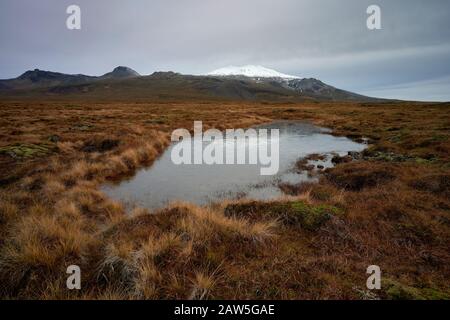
[102,121,366,209]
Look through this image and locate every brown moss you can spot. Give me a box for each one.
[325,162,396,191]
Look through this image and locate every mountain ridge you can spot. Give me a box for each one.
[0,66,382,102]
[0,66,141,90]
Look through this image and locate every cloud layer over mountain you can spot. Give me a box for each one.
[1,0,449,101]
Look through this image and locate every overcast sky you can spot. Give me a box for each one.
[1,0,449,101]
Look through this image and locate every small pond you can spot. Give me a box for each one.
[102,121,367,209]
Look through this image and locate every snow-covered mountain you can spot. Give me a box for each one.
[205,65,376,101]
[207,65,299,79]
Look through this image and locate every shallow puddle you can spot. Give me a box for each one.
[102,121,367,209]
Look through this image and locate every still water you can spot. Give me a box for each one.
[102,121,366,209]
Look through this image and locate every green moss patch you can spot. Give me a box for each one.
[146,116,169,125]
[224,200,343,231]
[290,202,342,230]
[383,279,450,300]
[70,123,94,131]
[0,143,56,159]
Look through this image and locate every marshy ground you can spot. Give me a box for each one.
[0,100,449,299]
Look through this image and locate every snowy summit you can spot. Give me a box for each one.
[207,65,299,79]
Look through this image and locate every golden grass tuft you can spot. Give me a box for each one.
[120,149,139,170]
[43,178,66,197]
[97,241,137,287]
[0,201,19,224]
[0,208,96,296]
[189,271,216,300]
[171,202,277,243]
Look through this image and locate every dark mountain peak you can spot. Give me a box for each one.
[291,78,325,84]
[21,68,41,75]
[18,69,62,81]
[149,71,180,79]
[304,78,323,83]
[288,78,334,91]
[3,69,96,89]
[101,66,140,79]
[113,66,138,74]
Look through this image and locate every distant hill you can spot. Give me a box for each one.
[99,66,140,80]
[0,66,140,91]
[0,69,97,90]
[285,78,371,101]
[0,65,381,102]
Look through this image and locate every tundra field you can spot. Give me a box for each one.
[0,100,449,299]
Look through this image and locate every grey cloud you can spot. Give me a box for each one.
[1,0,449,100]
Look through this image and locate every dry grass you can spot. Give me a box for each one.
[0,100,448,299]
